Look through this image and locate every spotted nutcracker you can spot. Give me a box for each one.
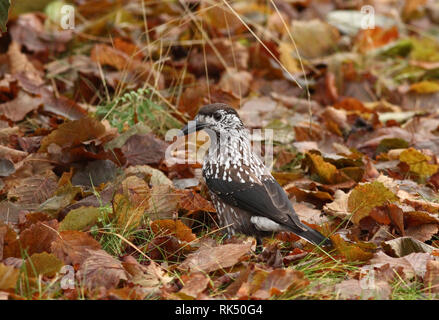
[180,103,331,246]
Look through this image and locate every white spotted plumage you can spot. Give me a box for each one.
[188,103,331,246]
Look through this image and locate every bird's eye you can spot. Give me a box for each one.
[213,112,222,121]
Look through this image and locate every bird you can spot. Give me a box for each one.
[180,103,332,247]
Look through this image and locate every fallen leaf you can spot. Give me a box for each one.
[348,181,398,225]
[405,223,439,242]
[39,117,106,152]
[51,231,101,265]
[399,148,438,179]
[188,39,248,76]
[146,236,183,261]
[10,13,72,53]
[125,165,173,187]
[122,133,168,166]
[8,173,58,210]
[0,263,19,290]
[146,185,180,220]
[59,207,101,231]
[424,260,439,293]
[178,190,216,215]
[0,159,15,177]
[113,193,146,231]
[151,219,196,243]
[355,26,399,52]
[25,252,63,277]
[72,159,118,187]
[76,249,127,290]
[332,234,375,262]
[293,202,328,225]
[382,236,436,257]
[234,265,309,299]
[218,70,252,97]
[179,240,254,273]
[290,19,340,59]
[38,182,82,216]
[0,91,42,121]
[176,272,210,299]
[123,256,172,296]
[410,81,439,94]
[323,189,350,219]
[335,278,391,300]
[19,220,59,256]
[306,153,349,184]
[368,251,431,280]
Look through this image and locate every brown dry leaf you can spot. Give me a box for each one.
[38,182,82,216]
[278,42,301,74]
[113,193,146,231]
[424,260,439,293]
[39,117,106,152]
[323,189,350,219]
[335,278,391,300]
[179,240,254,273]
[200,2,243,33]
[368,251,431,280]
[151,219,196,243]
[146,236,183,261]
[125,165,173,187]
[51,231,101,265]
[121,175,151,205]
[369,204,405,234]
[25,252,63,277]
[7,41,44,85]
[8,173,58,211]
[146,185,180,220]
[290,19,340,59]
[348,181,398,225]
[306,153,350,184]
[188,39,248,76]
[76,249,127,291]
[0,91,42,121]
[355,26,399,52]
[293,202,328,225]
[19,220,59,256]
[176,272,210,299]
[332,234,374,262]
[0,263,19,290]
[382,236,436,257]
[122,256,172,296]
[113,38,143,60]
[235,266,309,299]
[122,134,168,166]
[218,70,252,97]
[0,222,19,259]
[90,44,164,88]
[178,190,216,215]
[0,201,23,225]
[10,13,72,53]
[405,224,439,242]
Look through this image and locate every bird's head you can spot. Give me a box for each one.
[180,103,244,137]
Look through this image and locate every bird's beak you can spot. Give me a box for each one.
[179,120,208,136]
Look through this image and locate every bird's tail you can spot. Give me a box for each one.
[294,224,332,247]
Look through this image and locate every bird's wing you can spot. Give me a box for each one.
[205,173,307,232]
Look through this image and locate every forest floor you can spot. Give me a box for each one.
[0,0,439,300]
